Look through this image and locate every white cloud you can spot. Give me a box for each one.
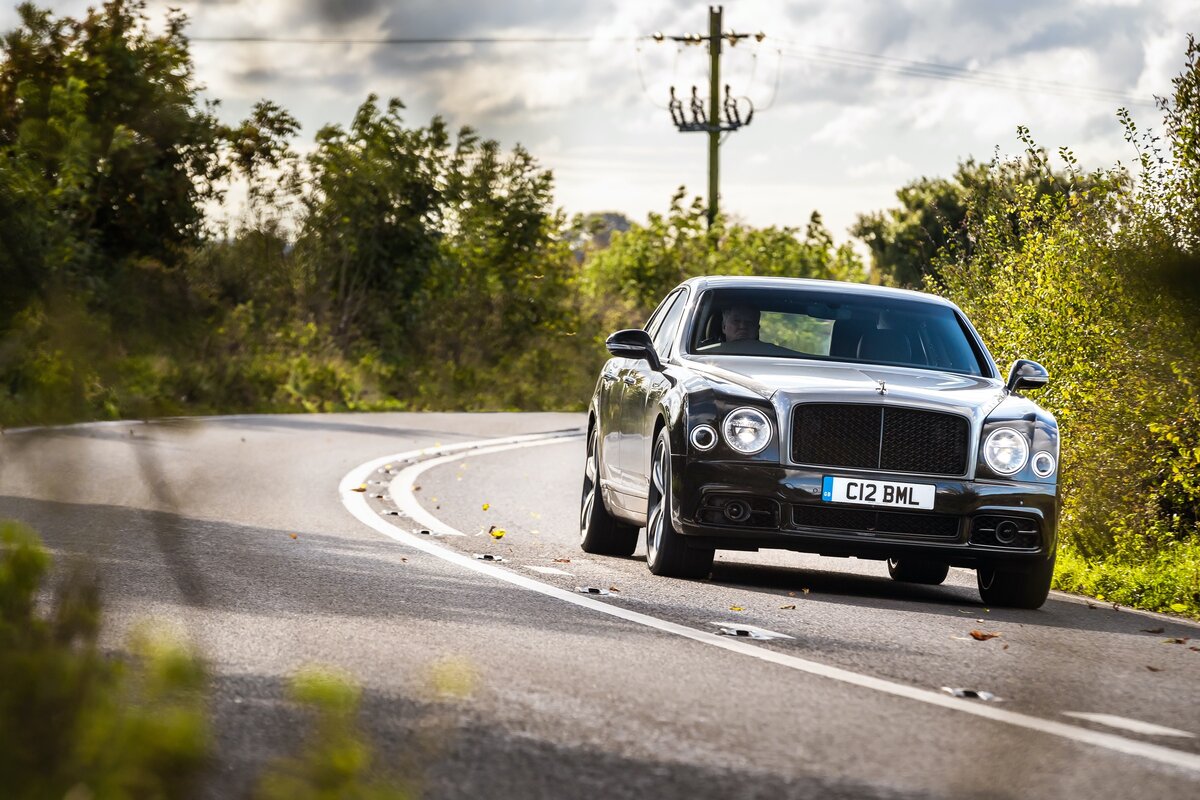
[848,154,915,179]
[811,106,884,148]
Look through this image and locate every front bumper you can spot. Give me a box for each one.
[673,457,1058,568]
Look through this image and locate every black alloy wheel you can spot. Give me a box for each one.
[646,428,714,578]
[976,554,1056,609]
[580,427,638,556]
[887,558,950,585]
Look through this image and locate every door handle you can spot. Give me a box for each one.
[601,373,616,383]
[622,375,637,386]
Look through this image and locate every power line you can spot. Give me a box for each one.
[189,35,641,45]
[188,30,1157,107]
[776,40,1156,107]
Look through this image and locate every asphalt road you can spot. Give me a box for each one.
[2,412,1199,799]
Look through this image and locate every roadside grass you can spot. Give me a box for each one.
[1054,544,1200,617]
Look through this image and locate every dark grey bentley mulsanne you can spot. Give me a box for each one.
[580,276,1060,608]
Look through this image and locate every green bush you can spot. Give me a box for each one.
[930,40,1200,616]
[255,668,414,800]
[0,521,211,799]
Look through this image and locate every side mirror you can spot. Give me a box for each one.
[606,329,663,371]
[1006,359,1049,393]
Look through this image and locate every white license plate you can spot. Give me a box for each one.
[821,476,935,510]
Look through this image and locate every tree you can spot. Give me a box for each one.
[293,95,450,341]
[0,1,297,323]
[852,155,1108,287]
[583,189,863,322]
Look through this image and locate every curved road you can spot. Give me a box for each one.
[1,413,1198,799]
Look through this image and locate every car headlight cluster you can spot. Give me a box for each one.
[982,427,1029,475]
[721,407,773,454]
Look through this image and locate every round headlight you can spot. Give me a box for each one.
[690,424,718,451]
[983,427,1029,475]
[722,407,772,454]
[1031,450,1056,478]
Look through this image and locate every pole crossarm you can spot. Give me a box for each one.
[651,6,763,228]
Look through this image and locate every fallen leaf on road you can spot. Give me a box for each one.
[802,588,811,595]
[1190,646,1200,652]
[1003,644,1009,650]
[1164,638,1189,644]
[482,503,490,511]
[970,630,1001,641]
[490,528,506,540]
[608,585,620,592]
[352,484,367,492]
[1141,627,1165,634]
[730,606,744,612]
[413,485,421,492]
[780,604,796,610]
[553,558,571,563]
[1146,665,1163,672]
[289,533,298,540]
[1086,601,1098,609]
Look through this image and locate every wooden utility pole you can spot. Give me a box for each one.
[706,6,721,228]
[659,6,758,228]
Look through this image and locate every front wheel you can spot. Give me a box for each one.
[580,427,638,556]
[645,429,714,579]
[977,554,1055,609]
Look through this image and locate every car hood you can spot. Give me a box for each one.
[683,355,1008,417]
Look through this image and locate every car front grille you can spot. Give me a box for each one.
[792,505,961,539]
[792,404,969,476]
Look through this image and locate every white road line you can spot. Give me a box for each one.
[1063,713,1196,738]
[340,432,1200,776]
[388,436,582,536]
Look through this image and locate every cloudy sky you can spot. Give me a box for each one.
[4,1,1197,240]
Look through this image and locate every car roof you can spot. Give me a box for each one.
[679,276,957,307]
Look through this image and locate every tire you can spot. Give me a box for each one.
[887,558,950,585]
[580,427,638,556]
[976,554,1055,609]
[645,428,714,579]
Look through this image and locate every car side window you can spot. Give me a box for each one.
[643,291,676,344]
[651,289,689,357]
[643,290,680,341]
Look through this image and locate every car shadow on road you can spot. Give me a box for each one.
[699,558,1170,635]
[2,493,1188,645]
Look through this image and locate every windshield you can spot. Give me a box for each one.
[686,287,990,376]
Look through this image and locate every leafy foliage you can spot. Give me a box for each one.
[255,668,414,800]
[584,189,863,324]
[928,46,1200,615]
[0,521,210,798]
[853,155,1113,287]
